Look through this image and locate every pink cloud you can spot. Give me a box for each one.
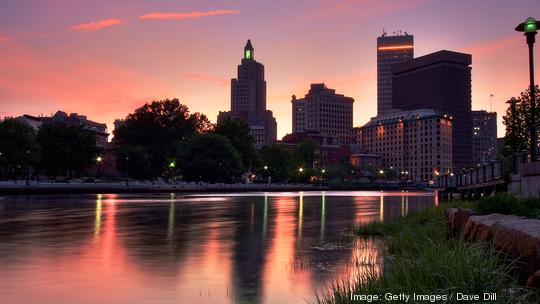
[0,35,12,43]
[138,10,239,21]
[184,73,229,86]
[0,44,175,134]
[70,19,123,32]
[460,35,521,59]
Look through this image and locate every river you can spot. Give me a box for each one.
[0,191,436,304]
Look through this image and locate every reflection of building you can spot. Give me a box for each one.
[291,83,354,144]
[377,31,414,116]
[357,109,453,182]
[281,130,348,165]
[392,50,472,170]
[16,111,109,147]
[218,40,277,147]
[472,110,497,165]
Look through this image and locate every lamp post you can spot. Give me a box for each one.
[516,17,540,162]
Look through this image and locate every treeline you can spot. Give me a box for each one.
[0,99,359,183]
[0,118,100,179]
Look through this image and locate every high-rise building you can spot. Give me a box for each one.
[291,83,354,144]
[472,110,497,165]
[218,40,277,147]
[358,109,453,183]
[392,50,472,170]
[377,32,414,116]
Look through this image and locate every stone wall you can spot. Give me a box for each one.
[446,208,540,288]
[509,161,540,198]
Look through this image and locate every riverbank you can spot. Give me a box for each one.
[319,198,540,304]
[0,180,434,194]
[0,180,329,194]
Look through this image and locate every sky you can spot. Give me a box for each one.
[0,0,539,138]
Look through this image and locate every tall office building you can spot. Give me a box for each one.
[358,109,453,182]
[218,40,277,147]
[472,110,497,165]
[377,32,414,116]
[392,50,472,169]
[291,83,354,144]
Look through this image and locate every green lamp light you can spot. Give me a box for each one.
[525,17,538,33]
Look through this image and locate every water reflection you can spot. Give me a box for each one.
[0,191,435,304]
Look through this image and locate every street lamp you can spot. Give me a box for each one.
[169,161,176,168]
[516,16,540,162]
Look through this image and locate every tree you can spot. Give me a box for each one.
[178,134,244,182]
[214,117,259,169]
[260,144,292,181]
[113,99,206,178]
[501,85,539,156]
[38,122,99,178]
[192,112,215,134]
[0,118,40,178]
[293,138,319,167]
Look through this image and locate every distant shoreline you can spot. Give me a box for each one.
[0,181,435,195]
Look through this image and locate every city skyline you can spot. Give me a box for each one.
[1,0,539,138]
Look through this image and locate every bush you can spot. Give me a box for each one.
[475,193,540,219]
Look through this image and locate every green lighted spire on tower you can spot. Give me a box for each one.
[244,39,254,60]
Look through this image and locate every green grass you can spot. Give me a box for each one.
[474,193,540,219]
[317,200,539,304]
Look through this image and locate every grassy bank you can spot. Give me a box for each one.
[318,198,539,304]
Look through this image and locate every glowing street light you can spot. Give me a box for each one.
[516,16,540,161]
[169,161,176,168]
[321,169,326,174]
[299,167,304,173]
[379,170,384,175]
[96,156,103,163]
[264,165,268,170]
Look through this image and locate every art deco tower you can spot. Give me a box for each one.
[218,40,277,147]
[377,32,414,115]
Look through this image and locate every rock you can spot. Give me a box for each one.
[463,214,521,242]
[492,218,540,272]
[445,208,475,235]
[527,269,540,288]
[445,208,458,231]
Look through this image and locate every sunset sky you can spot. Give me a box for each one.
[0,0,539,138]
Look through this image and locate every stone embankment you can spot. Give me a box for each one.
[446,208,540,288]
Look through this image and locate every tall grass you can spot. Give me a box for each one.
[474,193,540,219]
[317,201,539,304]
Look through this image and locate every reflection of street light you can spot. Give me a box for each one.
[125,156,129,186]
[516,16,540,162]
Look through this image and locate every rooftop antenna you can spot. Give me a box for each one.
[490,93,494,112]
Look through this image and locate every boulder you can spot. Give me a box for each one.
[492,218,540,273]
[463,214,521,242]
[446,208,475,235]
[527,269,540,288]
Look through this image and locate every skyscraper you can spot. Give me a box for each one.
[291,83,354,144]
[472,110,498,165]
[392,50,472,169]
[377,32,414,116]
[218,40,277,147]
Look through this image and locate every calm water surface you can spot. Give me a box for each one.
[0,191,436,304]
